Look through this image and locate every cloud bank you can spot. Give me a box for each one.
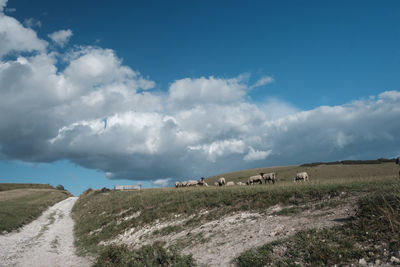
[0,3,399,183]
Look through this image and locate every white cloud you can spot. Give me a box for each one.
[168,76,246,108]
[251,76,274,89]
[23,18,41,28]
[244,147,272,161]
[5,7,16,13]
[48,29,73,47]
[0,0,7,12]
[0,7,400,183]
[189,139,246,162]
[152,178,171,187]
[0,14,47,57]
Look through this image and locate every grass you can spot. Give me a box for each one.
[93,242,196,267]
[71,162,399,265]
[235,185,400,266]
[206,162,398,185]
[0,184,72,232]
[0,183,54,191]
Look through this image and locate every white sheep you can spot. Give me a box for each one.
[294,172,309,182]
[217,177,226,186]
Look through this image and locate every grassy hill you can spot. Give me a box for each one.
[0,183,54,191]
[72,162,400,266]
[206,161,397,184]
[0,183,73,233]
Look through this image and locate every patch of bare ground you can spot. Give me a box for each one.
[106,192,361,266]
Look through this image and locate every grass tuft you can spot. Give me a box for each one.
[93,242,196,267]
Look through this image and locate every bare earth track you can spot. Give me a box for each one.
[0,197,92,267]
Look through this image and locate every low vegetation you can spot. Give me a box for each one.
[236,186,400,266]
[0,184,72,233]
[71,162,399,265]
[0,183,54,191]
[93,242,195,267]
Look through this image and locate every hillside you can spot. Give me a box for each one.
[0,183,73,233]
[72,162,400,266]
[206,161,397,184]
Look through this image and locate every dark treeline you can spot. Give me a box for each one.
[301,158,396,167]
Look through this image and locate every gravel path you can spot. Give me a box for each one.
[0,197,92,267]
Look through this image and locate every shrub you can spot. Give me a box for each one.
[56,184,65,190]
[93,243,196,267]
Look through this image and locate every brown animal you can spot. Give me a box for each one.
[175,182,180,188]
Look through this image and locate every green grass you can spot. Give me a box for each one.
[0,185,72,232]
[73,180,397,255]
[0,183,54,191]
[235,185,400,266]
[93,242,196,267]
[206,162,398,184]
[72,162,399,264]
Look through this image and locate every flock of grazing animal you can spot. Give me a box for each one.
[175,171,309,188]
[175,157,400,188]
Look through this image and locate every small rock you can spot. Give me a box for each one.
[2,230,7,235]
[375,259,381,265]
[269,232,276,237]
[358,258,367,266]
[391,256,400,264]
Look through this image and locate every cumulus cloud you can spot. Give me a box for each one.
[48,29,73,47]
[0,5,399,183]
[0,12,47,57]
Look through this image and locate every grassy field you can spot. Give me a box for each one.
[72,162,399,265]
[0,183,54,191]
[206,161,398,184]
[0,184,73,233]
[236,187,400,266]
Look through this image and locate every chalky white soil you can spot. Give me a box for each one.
[108,193,359,267]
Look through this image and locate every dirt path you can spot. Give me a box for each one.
[0,197,92,267]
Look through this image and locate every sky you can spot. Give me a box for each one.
[0,0,399,195]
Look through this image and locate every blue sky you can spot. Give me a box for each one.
[0,0,400,195]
